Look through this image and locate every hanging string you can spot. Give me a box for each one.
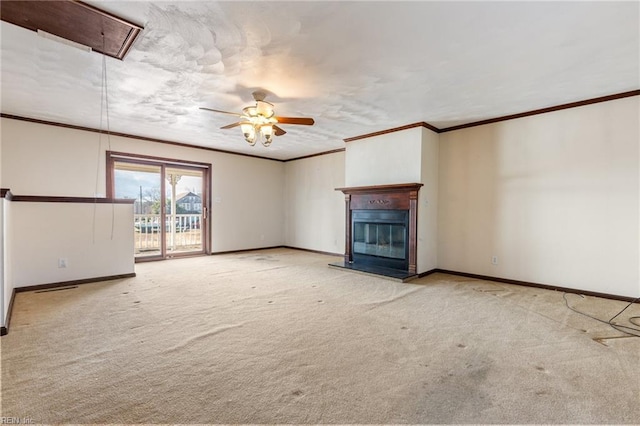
[102,38,115,240]
[93,33,115,243]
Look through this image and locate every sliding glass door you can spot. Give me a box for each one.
[107,152,211,261]
[164,166,204,256]
[114,162,163,258]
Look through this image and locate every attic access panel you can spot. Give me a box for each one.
[0,0,142,60]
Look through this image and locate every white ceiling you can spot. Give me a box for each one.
[1,1,638,160]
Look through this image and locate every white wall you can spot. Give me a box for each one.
[417,128,439,272]
[1,196,14,329]
[0,123,3,187]
[345,127,423,187]
[1,197,6,328]
[209,154,285,252]
[438,96,640,298]
[0,123,4,327]
[284,152,345,255]
[11,202,134,287]
[0,118,286,252]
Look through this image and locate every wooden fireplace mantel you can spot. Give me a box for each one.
[335,183,423,195]
[336,183,423,274]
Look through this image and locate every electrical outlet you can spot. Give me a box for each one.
[58,258,68,268]
[491,256,498,265]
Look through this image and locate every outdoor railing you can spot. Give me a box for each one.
[134,213,202,254]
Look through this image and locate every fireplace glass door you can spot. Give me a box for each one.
[353,223,406,259]
[351,210,409,270]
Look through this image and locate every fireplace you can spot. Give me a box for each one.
[335,183,423,278]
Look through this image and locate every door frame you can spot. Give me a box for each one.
[106,151,212,261]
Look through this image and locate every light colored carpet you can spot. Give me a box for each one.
[1,248,639,424]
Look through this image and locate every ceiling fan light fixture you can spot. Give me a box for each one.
[240,122,253,135]
[201,91,314,148]
[256,100,274,118]
[243,106,257,117]
[241,123,256,145]
[261,124,274,145]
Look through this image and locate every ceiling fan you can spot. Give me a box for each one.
[200,91,315,147]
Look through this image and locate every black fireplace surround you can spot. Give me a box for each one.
[352,209,409,270]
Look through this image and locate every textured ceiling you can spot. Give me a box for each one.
[1,1,638,160]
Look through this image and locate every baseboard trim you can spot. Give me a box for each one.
[2,288,18,336]
[212,246,343,257]
[212,246,286,255]
[0,288,16,336]
[15,273,137,294]
[432,269,638,303]
[417,269,439,278]
[282,246,343,257]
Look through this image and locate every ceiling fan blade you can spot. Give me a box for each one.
[273,125,287,136]
[220,122,243,130]
[275,116,315,126]
[200,107,243,117]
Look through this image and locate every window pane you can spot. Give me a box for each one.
[165,167,204,255]
[114,162,162,258]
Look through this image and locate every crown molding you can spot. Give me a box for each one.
[0,113,283,163]
[342,90,639,141]
[438,89,640,133]
[3,90,637,162]
[343,122,440,143]
[284,148,346,162]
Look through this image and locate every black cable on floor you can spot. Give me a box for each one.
[562,293,640,338]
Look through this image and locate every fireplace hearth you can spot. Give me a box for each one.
[332,183,423,281]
